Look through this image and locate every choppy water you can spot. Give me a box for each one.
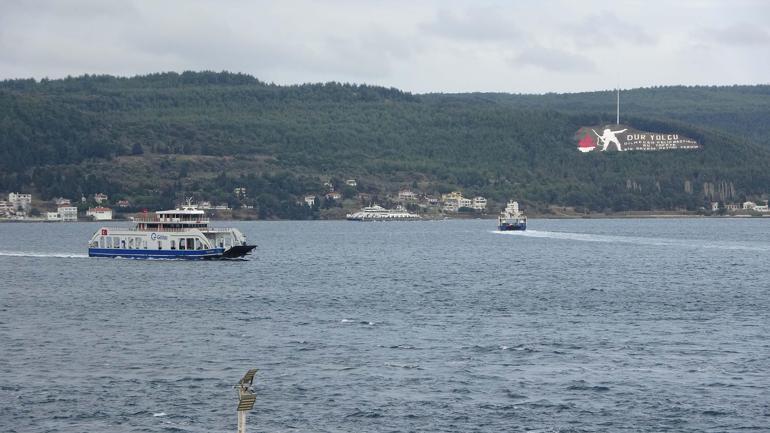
[1,218,769,432]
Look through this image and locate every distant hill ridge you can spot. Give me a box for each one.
[1,71,768,218]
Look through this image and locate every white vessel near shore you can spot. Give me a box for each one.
[346,204,421,221]
[87,203,256,259]
[498,200,527,231]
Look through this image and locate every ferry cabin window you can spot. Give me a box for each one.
[99,237,105,248]
[179,239,185,250]
[128,238,134,249]
[186,238,194,250]
[170,240,176,250]
[195,239,203,250]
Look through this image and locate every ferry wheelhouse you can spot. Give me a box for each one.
[87,204,256,259]
[498,200,527,231]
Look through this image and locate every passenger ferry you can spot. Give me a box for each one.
[498,200,527,231]
[87,203,256,259]
[346,204,421,221]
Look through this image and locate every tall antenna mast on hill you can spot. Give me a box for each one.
[616,87,620,125]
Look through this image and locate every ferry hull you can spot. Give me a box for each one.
[222,244,257,258]
[498,222,526,231]
[88,247,226,260]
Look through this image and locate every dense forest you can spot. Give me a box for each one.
[1,71,769,218]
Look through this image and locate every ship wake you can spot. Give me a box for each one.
[0,251,89,258]
[494,230,770,252]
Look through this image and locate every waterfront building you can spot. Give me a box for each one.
[472,197,487,211]
[87,207,113,221]
[398,190,418,201]
[443,200,459,213]
[0,200,14,218]
[94,193,109,204]
[441,191,464,202]
[325,192,342,201]
[58,206,78,222]
[8,192,32,211]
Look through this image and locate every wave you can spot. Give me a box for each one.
[493,230,770,252]
[0,250,89,258]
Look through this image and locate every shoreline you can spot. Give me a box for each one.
[2,213,768,223]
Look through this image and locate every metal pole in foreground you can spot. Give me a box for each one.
[236,369,258,433]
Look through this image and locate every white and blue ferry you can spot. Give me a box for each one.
[87,203,256,259]
[497,200,527,231]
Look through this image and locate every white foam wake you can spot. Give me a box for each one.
[493,230,770,252]
[0,251,89,258]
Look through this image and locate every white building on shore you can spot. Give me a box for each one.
[8,192,32,212]
[87,207,113,221]
[472,197,487,211]
[58,206,78,222]
[398,190,418,202]
[742,201,770,212]
[0,200,15,218]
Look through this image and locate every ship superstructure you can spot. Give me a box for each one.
[497,200,527,231]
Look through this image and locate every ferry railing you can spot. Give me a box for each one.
[99,226,234,233]
[132,216,210,223]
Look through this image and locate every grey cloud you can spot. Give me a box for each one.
[510,47,595,73]
[698,23,770,46]
[566,11,657,48]
[0,0,768,93]
[421,6,520,42]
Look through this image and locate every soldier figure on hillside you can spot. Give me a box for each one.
[592,127,628,151]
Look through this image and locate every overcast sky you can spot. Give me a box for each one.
[1,0,768,94]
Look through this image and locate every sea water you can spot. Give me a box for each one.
[0,219,768,432]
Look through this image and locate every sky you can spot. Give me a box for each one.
[1,0,768,94]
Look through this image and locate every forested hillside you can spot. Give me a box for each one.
[432,86,770,146]
[1,72,769,218]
